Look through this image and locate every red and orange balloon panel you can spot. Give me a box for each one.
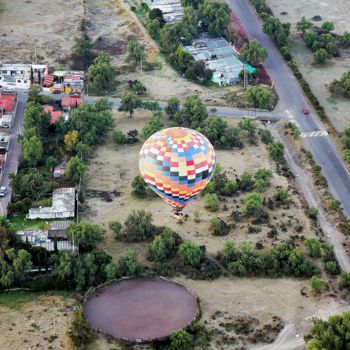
[139,127,216,212]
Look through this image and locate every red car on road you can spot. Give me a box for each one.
[303,108,310,115]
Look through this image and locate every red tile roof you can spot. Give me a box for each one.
[0,93,16,113]
[61,96,82,108]
[43,105,64,124]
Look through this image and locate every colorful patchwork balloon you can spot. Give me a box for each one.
[139,127,216,212]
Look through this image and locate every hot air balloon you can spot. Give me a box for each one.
[139,127,216,215]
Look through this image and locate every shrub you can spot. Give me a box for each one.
[179,241,203,267]
[309,275,325,294]
[339,272,350,289]
[113,130,127,144]
[69,306,97,347]
[131,175,155,198]
[241,192,263,217]
[193,210,201,223]
[109,221,122,237]
[305,238,321,258]
[260,129,273,144]
[325,261,339,275]
[169,329,193,350]
[147,228,177,262]
[209,218,230,236]
[275,188,288,203]
[204,193,220,212]
[118,250,143,276]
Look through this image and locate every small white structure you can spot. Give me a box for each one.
[27,187,76,220]
[0,63,48,89]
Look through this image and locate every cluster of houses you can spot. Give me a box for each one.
[18,188,77,251]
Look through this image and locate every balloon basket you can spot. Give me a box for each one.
[173,211,183,222]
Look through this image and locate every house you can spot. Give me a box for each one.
[61,96,83,109]
[0,151,7,174]
[184,34,256,86]
[43,105,64,124]
[48,220,70,240]
[27,187,76,220]
[0,91,17,130]
[53,162,66,178]
[0,133,10,151]
[0,63,48,89]
[144,0,183,22]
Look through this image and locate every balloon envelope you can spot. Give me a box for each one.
[139,127,216,211]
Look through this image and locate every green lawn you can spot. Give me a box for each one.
[7,215,72,231]
[0,290,74,309]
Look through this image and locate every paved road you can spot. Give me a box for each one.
[228,0,350,218]
[0,91,27,216]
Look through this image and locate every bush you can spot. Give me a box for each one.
[241,192,263,217]
[260,129,273,144]
[112,130,127,144]
[274,188,288,203]
[147,228,177,262]
[305,238,321,258]
[131,175,155,198]
[169,329,193,350]
[204,193,220,212]
[118,250,143,276]
[209,218,230,236]
[117,210,155,242]
[69,306,97,347]
[325,261,339,275]
[309,275,325,294]
[179,241,203,267]
[109,221,122,237]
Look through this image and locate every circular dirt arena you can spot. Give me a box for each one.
[84,277,199,342]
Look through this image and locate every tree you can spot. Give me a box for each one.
[199,0,230,37]
[210,218,230,236]
[88,52,116,92]
[141,113,163,140]
[239,118,257,141]
[339,31,350,45]
[181,0,203,9]
[204,193,220,212]
[118,94,141,118]
[263,16,291,47]
[0,248,32,288]
[175,95,208,128]
[66,221,102,252]
[268,141,284,162]
[24,102,50,138]
[241,192,263,216]
[69,306,97,347]
[245,86,273,109]
[303,31,319,48]
[325,261,339,275]
[185,60,212,83]
[118,210,155,242]
[305,238,321,258]
[65,156,86,183]
[118,250,143,276]
[20,134,43,167]
[64,130,80,153]
[9,170,46,201]
[309,275,325,294]
[260,129,273,144]
[131,175,152,198]
[104,262,117,280]
[254,168,273,190]
[73,34,95,69]
[305,312,350,350]
[169,330,193,350]
[239,40,268,66]
[296,17,312,35]
[126,40,145,68]
[109,221,122,238]
[165,97,180,119]
[329,71,350,97]
[148,228,176,262]
[321,21,334,33]
[341,125,350,149]
[313,48,328,64]
[179,241,203,267]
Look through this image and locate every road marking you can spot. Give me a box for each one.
[286,109,294,120]
[300,131,328,138]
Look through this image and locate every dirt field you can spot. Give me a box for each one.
[81,110,333,348]
[0,293,75,350]
[266,0,350,132]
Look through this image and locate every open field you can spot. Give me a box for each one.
[81,109,338,348]
[266,0,350,132]
[0,292,75,350]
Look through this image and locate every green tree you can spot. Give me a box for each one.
[185,60,212,83]
[109,221,122,237]
[313,48,328,64]
[64,130,80,153]
[204,193,220,212]
[118,249,143,276]
[339,31,350,44]
[181,0,203,9]
[263,16,291,47]
[321,21,334,33]
[305,238,321,258]
[339,272,350,289]
[245,86,273,109]
[66,221,102,252]
[341,125,350,149]
[165,97,180,119]
[118,94,141,118]
[325,261,339,275]
[210,218,230,236]
[305,312,350,349]
[179,241,203,267]
[65,156,86,183]
[20,134,43,167]
[241,192,263,216]
[141,113,163,140]
[148,19,161,40]
[260,129,273,144]
[199,0,230,37]
[126,40,145,68]
[309,275,325,294]
[148,228,176,262]
[239,117,257,141]
[254,168,273,190]
[88,52,116,92]
[148,8,165,26]
[9,170,46,201]
[104,262,117,280]
[131,175,152,198]
[239,39,268,66]
[73,34,95,68]
[296,17,312,35]
[329,71,350,97]
[169,329,193,350]
[69,306,97,347]
[268,141,284,162]
[175,95,208,128]
[24,102,50,138]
